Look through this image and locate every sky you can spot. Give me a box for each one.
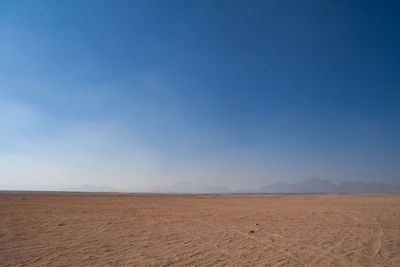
[1,0,400,191]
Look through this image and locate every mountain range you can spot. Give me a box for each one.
[58,178,400,194]
[257,177,400,194]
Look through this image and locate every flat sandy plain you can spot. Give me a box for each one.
[1,193,399,266]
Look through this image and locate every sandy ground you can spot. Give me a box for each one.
[0,193,399,266]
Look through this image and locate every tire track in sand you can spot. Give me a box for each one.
[166,208,304,266]
[114,199,241,266]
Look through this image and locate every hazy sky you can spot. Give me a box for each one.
[1,1,400,190]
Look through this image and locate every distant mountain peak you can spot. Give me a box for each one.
[258,178,400,194]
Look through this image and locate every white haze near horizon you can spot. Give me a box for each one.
[0,100,285,191]
[1,99,398,192]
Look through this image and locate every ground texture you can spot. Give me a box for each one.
[1,193,399,266]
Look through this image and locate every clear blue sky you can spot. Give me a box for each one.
[1,0,400,190]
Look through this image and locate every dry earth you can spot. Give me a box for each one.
[1,192,399,266]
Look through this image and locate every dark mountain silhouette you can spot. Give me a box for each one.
[337,181,400,194]
[55,178,400,194]
[257,178,400,194]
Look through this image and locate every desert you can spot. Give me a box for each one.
[1,192,399,266]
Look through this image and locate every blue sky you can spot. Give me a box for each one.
[1,0,400,190]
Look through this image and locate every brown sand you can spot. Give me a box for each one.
[1,193,399,266]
